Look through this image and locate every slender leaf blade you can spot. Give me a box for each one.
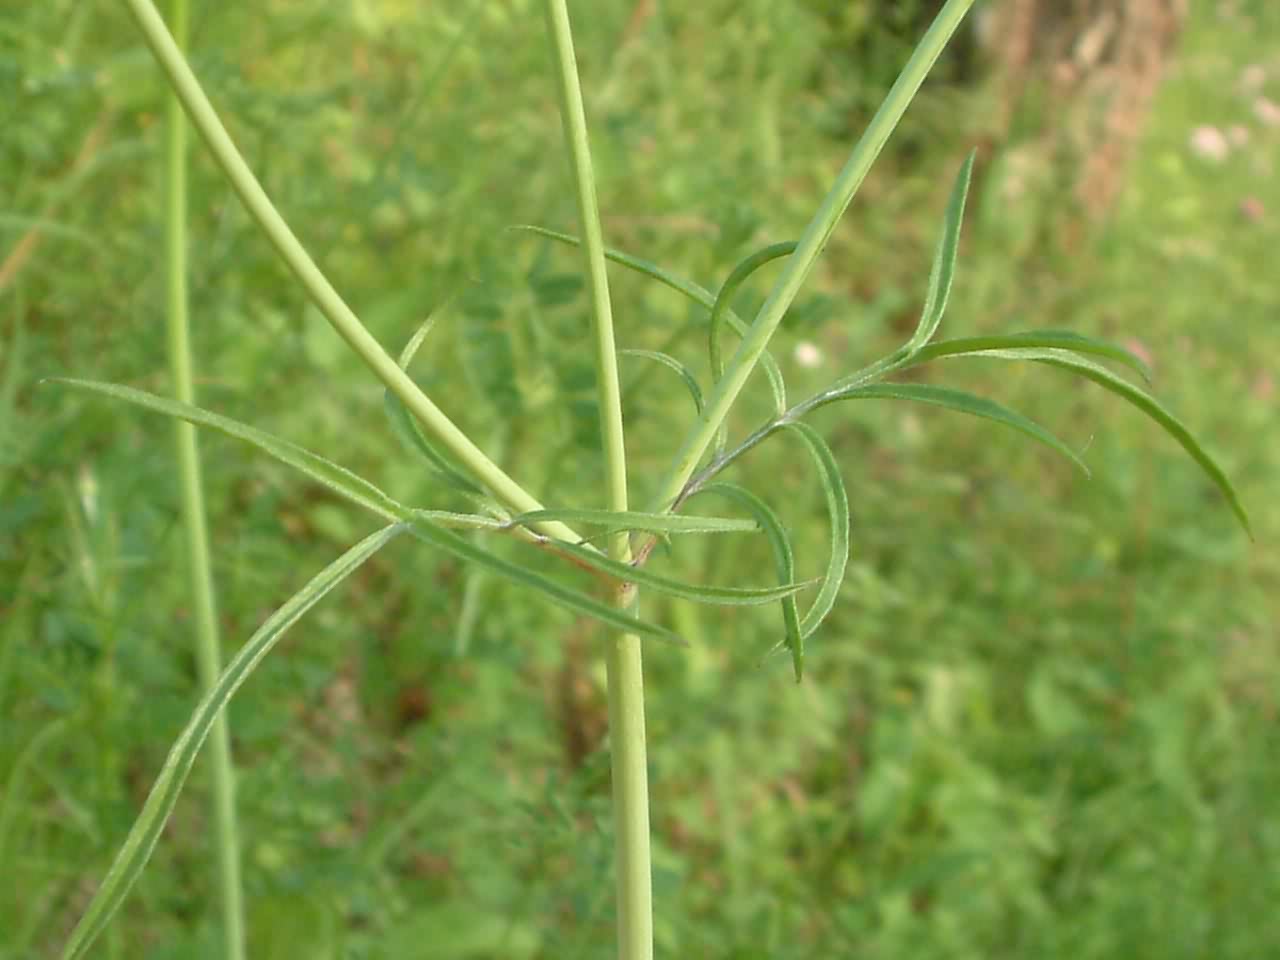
[785,423,851,653]
[403,512,687,642]
[935,347,1251,535]
[509,508,758,536]
[48,379,408,519]
[619,348,705,414]
[813,382,1091,475]
[514,224,789,408]
[61,524,405,960]
[692,483,805,681]
[383,311,487,494]
[910,331,1153,382]
[710,242,796,399]
[551,538,813,607]
[905,151,975,357]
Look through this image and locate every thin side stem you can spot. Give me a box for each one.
[542,3,651,958]
[164,1,244,956]
[122,0,583,546]
[647,0,977,513]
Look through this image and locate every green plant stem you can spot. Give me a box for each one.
[542,2,651,958]
[164,1,244,957]
[647,0,977,513]
[121,0,582,547]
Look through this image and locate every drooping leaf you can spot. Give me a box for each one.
[549,538,812,608]
[920,347,1251,535]
[710,242,797,389]
[48,379,411,518]
[909,330,1152,383]
[784,422,851,647]
[61,524,406,960]
[807,381,1090,475]
[513,224,788,409]
[618,348,705,414]
[691,482,804,681]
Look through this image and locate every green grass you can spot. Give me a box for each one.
[3,1,1276,957]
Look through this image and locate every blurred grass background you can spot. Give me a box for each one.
[2,0,1277,957]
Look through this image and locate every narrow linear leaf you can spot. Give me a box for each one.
[813,152,976,401]
[383,388,487,495]
[619,348,704,414]
[396,312,440,368]
[784,423,851,651]
[551,538,812,607]
[909,331,1152,383]
[508,508,758,536]
[404,513,687,642]
[383,311,487,495]
[514,224,788,408]
[904,151,975,357]
[929,347,1251,535]
[811,382,1091,476]
[691,483,804,682]
[710,241,797,390]
[48,379,409,519]
[61,524,405,960]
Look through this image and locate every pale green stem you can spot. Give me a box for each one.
[164,1,245,956]
[647,0,977,512]
[542,2,651,958]
[121,0,582,546]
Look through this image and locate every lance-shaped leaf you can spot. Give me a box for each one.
[915,347,1252,535]
[507,508,758,537]
[691,482,805,682]
[908,330,1152,383]
[784,422,852,648]
[619,348,705,414]
[805,382,1090,475]
[514,224,789,410]
[61,524,405,960]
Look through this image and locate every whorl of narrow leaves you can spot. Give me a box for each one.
[46,380,783,641]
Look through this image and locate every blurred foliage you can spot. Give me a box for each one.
[2,0,1277,957]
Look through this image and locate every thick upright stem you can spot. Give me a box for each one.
[164,1,245,956]
[542,2,652,957]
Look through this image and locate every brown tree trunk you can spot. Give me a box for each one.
[984,0,1187,225]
